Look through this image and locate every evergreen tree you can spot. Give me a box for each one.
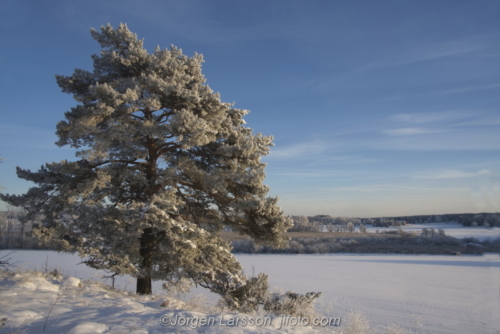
[1,24,292,295]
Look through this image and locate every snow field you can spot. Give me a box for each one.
[236,253,500,334]
[2,268,326,334]
[1,250,499,333]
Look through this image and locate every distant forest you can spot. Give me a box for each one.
[1,209,499,249]
[289,212,500,232]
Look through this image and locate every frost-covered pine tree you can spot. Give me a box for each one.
[1,24,292,295]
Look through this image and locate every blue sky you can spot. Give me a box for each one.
[1,1,499,217]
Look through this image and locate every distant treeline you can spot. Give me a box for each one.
[369,213,500,227]
[1,209,499,250]
[0,209,47,250]
[288,212,500,232]
[231,234,500,255]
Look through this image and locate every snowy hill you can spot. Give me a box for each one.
[2,251,499,333]
[0,269,334,334]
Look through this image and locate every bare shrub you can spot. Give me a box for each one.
[161,277,192,297]
[344,311,372,334]
[184,293,215,313]
[359,224,367,233]
[0,251,13,268]
[264,291,321,318]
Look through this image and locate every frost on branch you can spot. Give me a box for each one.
[265,291,322,317]
[0,23,292,295]
[221,273,270,313]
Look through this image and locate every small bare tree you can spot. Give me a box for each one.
[359,223,367,233]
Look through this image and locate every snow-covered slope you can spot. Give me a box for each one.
[2,251,499,334]
[0,269,333,334]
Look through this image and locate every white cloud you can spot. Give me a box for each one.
[408,110,500,129]
[437,83,500,95]
[452,114,500,127]
[274,171,342,178]
[382,127,448,136]
[367,125,500,151]
[357,37,484,71]
[308,155,383,166]
[330,184,434,194]
[268,139,328,159]
[269,169,371,178]
[390,110,474,124]
[413,169,492,180]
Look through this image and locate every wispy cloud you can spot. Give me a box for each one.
[388,110,500,130]
[382,127,448,136]
[357,38,482,71]
[437,83,500,95]
[272,171,347,178]
[453,115,500,127]
[330,184,436,194]
[384,84,500,101]
[413,169,492,180]
[307,155,383,166]
[368,131,500,151]
[369,109,500,151]
[89,0,334,47]
[390,110,474,124]
[268,139,328,159]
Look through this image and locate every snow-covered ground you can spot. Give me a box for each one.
[1,268,324,334]
[1,251,499,333]
[365,222,500,241]
[238,253,500,334]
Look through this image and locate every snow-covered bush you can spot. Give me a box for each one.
[223,273,269,313]
[264,291,321,318]
[161,277,192,297]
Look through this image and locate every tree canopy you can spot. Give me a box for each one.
[1,24,292,297]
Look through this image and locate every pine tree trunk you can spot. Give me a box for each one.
[137,227,154,294]
[136,276,152,295]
